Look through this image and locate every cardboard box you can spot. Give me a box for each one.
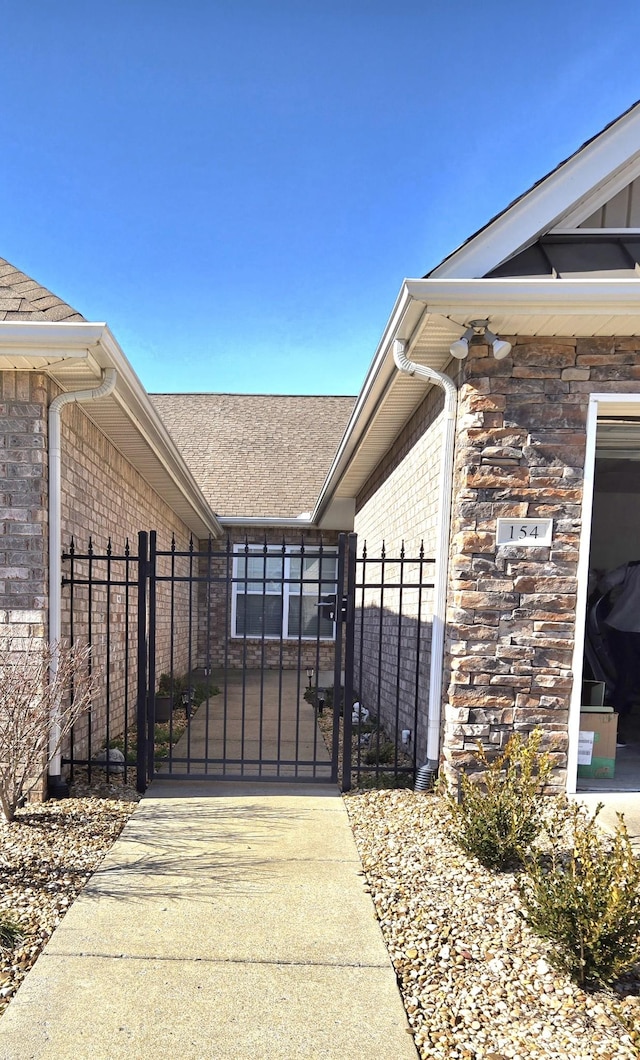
[581,680,605,707]
[577,705,617,779]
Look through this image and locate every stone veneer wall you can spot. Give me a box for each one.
[444,336,640,788]
[353,385,444,761]
[199,527,341,673]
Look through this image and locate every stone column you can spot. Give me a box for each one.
[442,337,592,788]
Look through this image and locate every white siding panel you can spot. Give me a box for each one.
[603,185,630,226]
[629,179,640,225]
[577,176,640,228]
[579,206,605,227]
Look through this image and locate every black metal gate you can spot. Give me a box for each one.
[62,532,434,792]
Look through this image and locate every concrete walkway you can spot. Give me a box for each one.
[574,790,640,849]
[168,670,333,781]
[0,781,417,1060]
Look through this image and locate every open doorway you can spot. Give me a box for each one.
[581,416,640,792]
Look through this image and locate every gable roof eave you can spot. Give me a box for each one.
[313,276,640,519]
[0,321,222,540]
[430,100,640,280]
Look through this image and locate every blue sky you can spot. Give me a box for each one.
[1,1,639,394]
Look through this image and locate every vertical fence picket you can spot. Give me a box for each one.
[58,529,433,793]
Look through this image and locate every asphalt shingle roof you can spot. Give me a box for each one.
[0,258,85,321]
[151,393,356,519]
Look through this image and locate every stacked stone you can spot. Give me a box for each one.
[444,336,636,786]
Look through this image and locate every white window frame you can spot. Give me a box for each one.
[231,544,338,640]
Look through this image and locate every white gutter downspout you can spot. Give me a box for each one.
[393,339,458,781]
[47,369,118,795]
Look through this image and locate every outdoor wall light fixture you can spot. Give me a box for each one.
[306,667,314,689]
[449,326,475,359]
[449,319,512,361]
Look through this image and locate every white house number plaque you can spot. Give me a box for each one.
[496,518,553,547]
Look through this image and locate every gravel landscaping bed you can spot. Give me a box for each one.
[1,779,638,1059]
[0,776,140,1015]
[345,788,640,1060]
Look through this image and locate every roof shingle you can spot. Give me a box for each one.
[0,257,85,322]
[151,393,355,519]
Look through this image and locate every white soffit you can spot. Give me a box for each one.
[329,315,460,501]
[405,278,640,337]
[0,324,221,540]
[318,278,640,510]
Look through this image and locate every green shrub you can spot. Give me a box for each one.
[0,913,22,951]
[519,803,640,987]
[191,679,219,707]
[446,728,552,871]
[157,672,181,697]
[303,685,362,712]
[356,771,414,790]
[157,674,219,709]
[363,739,396,766]
[303,685,335,710]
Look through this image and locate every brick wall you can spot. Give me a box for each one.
[0,372,48,638]
[0,370,201,778]
[354,385,443,759]
[0,373,49,799]
[350,338,640,786]
[56,384,197,755]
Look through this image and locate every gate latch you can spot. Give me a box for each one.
[316,594,348,622]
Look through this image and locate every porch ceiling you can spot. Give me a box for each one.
[0,323,221,540]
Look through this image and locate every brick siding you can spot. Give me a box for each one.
[0,372,48,636]
[354,385,443,760]
[0,371,199,779]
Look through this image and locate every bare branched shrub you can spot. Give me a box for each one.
[0,639,95,822]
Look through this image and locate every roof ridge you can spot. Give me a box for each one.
[150,392,357,398]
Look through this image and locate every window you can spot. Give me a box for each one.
[232,545,338,639]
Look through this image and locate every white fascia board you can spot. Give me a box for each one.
[312,274,640,520]
[432,105,640,279]
[0,321,109,350]
[312,283,424,523]
[0,321,222,539]
[87,327,223,539]
[218,517,315,528]
[404,277,640,317]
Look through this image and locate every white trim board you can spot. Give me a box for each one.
[567,391,640,794]
[432,103,640,280]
